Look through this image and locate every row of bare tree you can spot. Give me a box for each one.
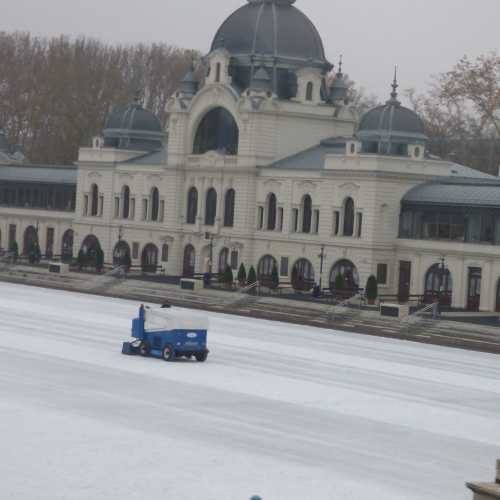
[0,32,196,164]
[0,32,498,174]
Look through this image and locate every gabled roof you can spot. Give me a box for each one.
[268,138,346,170]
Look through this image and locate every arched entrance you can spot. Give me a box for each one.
[183,244,196,277]
[61,229,74,263]
[113,241,131,268]
[218,248,229,273]
[291,258,315,291]
[257,254,278,287]
[424,264,452,307]
[79,234,102,270]
[141,243,158,273]
[329,259,359,297]
[23,226,39,256]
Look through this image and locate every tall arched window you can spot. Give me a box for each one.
[424,264,453,307]
[224,189,235,227]
[257,255,278,287]
[183,244,196,277]
[329,259,359,294]
[61,229,74,262]
[150,187,159,221]
[141,243,158,273]
[302,195,312,233]
[161,244,169,262]
[218,247,229,273]
[113,241,131,267]
[205,188,217,226]
[306,82,313,101]
[267,193,277,231]
[90,184,99,216]
[122,185,130,219]
[343,197,355,236]
[193,107,239,155]
[186,187,198,224]
[291,258,315,291]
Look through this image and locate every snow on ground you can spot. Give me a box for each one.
[0,282,499,500]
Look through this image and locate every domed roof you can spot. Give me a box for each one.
[103,95,164,151]
[211,0,330,70]
[357,75,427,145]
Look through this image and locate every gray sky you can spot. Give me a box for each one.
[1,0,499,101]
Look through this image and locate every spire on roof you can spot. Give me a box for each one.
[337,54,343,76]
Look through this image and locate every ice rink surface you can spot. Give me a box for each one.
[0,282,499,500]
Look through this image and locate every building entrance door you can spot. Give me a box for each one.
[467,267,482,311]
[398,261,411,303]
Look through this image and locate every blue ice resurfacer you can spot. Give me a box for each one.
[122,304,209,362]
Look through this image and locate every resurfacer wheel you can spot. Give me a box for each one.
[162,344,174,361]
[139,341,150,357]
[195,352,207,362]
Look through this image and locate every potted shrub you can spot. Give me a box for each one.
[365,275,378,305]
[247,265,257,293]
[237,263,247,287]
[270,263,279,289]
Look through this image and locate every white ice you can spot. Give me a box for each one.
[0,282,499,500]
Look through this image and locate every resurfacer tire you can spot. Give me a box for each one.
[139,341,150,357]
[195,352,207,362]
[162,344,174,362]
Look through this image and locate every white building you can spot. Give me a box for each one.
[1,0,500,312]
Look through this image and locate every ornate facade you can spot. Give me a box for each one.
[2,0,500,312]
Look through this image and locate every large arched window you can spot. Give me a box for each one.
[302,195,312,233]
[141,243,158,273]
[122,185,130,219]
[80,235,102,267]
[291,258,315,291]
[183,244,196,277]
[424,264,453,307]
[61,229,74,262]
[257,255,278,287]
[224,189,235,227]
[329,259,359,295]
[193,107,239,156]
[205,188,217,226]
[343,197,355,236]
[23,226,38,256]
[90,184,99,216]
[266,193,277,231]
[113,240,131,267]
[186,187,198,224]
[150,187,159,221]
[218,247,229,273]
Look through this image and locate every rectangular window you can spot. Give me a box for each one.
[356,213,363,238]
[114,197,120,218]
[280,257,289,277]
[313,210,320,233]
[278,208,284,232]
[465,213,481,242]
[399,211,412,238]
[423,213,438,239]
[142,199,148,221]
[130,198,136,220]
[83,195,89,216]
[230,250,238,270]
[159,200,165,222]
[333,211,340,235]
[8,224,16,251]
[161,244,169,262]
[98,196,104,217]
[438,213,451,240]
[377,264,388,285]
[132,242,139,259]
[46,227,54,258]
[292,208,299,232]
[257,206,264,229]
[481,213,494,243]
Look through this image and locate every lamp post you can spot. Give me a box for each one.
[438,256,447,304]
[318,244,326,290]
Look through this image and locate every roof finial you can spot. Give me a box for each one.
[337,54,343,75]
[390,65,399,101]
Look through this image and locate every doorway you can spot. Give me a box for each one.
[467,267,481,311]
[398,261,411,303]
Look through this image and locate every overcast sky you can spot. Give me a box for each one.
[1,0,499,101]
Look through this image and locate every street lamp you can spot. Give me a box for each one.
[318,245,326,290]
